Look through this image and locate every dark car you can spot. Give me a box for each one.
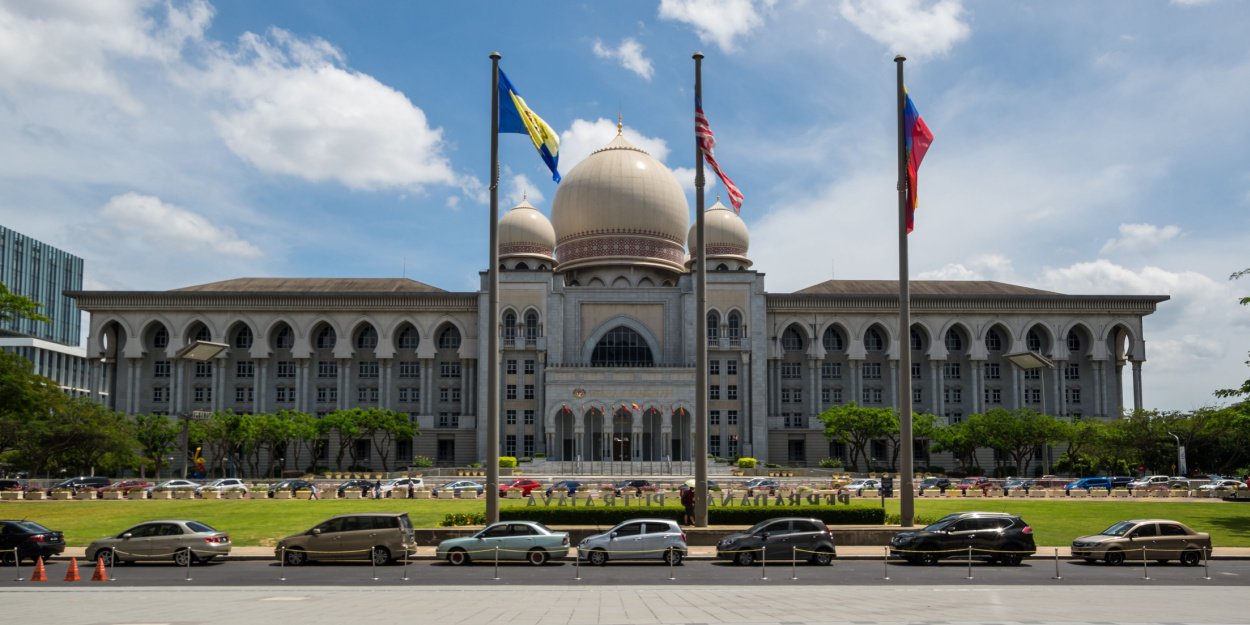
[336,479,375,497]
[918,477,951,494]
[47,476,111,494]
[269,479,315,497]
[547,480,581,496]
[0,479,26,492]
[613,479,652,496]
[716,517,836,566]
[1109,476,1134,489]
[0,520,66,564]
[890,511,1036,565]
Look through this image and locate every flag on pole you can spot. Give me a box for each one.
[695,96,743,212]
[903,89,934,233]
[499,70,561,182]
[630,403,640,411]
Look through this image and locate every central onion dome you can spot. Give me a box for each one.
[551,133,689,273]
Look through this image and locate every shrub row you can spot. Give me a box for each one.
[501,505,885,526]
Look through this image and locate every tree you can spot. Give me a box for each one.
[15,396,136,476]
[134,414,180,478]
[0,281,51,325]
[323,409,364,470]
[355,408,416,471]
[817,402,894,471]
[880,411,937,471]
[929,420,981,475]
[972,408,1063,477]
[277,410,318,472]
[1217,269,1250,401]
[0,351,64,459]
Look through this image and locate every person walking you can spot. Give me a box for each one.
[309,483,320,500]
[373,480,382,500]
[680,486,696,526]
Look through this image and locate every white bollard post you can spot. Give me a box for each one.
[574,547,581,581]
[371,548,378,582]
[402,544,410,581]
[1052,548,1062,580]
[791,546,798,581]
[494,545,500,581]
[882,547,890,581]
[12,548,23,582]
[760,546,768,581]
[668,548,675,581]
[1141,547,1150,580]
[966,546,974,580]
[280,546,286,581]
[1203,546,1211,581]
[185,549,193,582]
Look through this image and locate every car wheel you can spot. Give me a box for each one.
[284,548,308,566]
[735,551,755,566]
[527,548,548,566]
[663,548,683,566]
[1181,549,1202,567]
[810,548,834,566]
[588,549,608,566]
[1000,553,1023,566]
[371,547,391,566]
[447,549,470,566]
[173,548,192,567]
[1083,557,1097,564]
[1104,549,1125,566]
[918,552,939,566]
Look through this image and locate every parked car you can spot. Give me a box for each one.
[744,478,780,495]
[436,521,570,565]
[268,479,315,497]
[433,480,484,497]
[918,477,951,493]
[1128,475,1170,490]
[1065,477,1111,493]
[578,518,687,566]
[1197,479,1245,492]
[0,479,26,492]
[196,478,249,496]
[1071,519,1211,566]
[275,513,415,566]
[715,517,836,566]
[86,519,231,567]
[0,520,65,564]
[842,479,881,495]
[144,479,201,494]
[499,478,543,497]
[613,479,652,496]
[97,480,153,495]
[379,477,424,496]
[336,479,374,497]
[957,477,991,492]
[545,480,581,496]
[47,476,111,494]
[890,511,1036,565]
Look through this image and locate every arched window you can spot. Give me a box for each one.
[591,327,653,367]
[153,327,169,349]
[823,327,844,351]
[193,326,211,342]
[438,326,461,349]
[910,329,924,351]
[1026,329,1042,352]
[1067,330,1081,354]
[516,262,529,270]
[356,326,378,349]
[864,327,884,351]
[985,329,1002,352]
[525,312,539,341]
[502,311,517,342]
[316,327,336,350]
[273,326,294,350]
[726,312,742,340]
[233,327,253,349]
[781,326,804,351]
[945,329,963,352]
[707,312,720,342]
[397,327,419,349]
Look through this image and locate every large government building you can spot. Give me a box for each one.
[70,133,1168,471]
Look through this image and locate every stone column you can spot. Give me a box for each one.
[970,359,982,414]
[296,359,309,413]
[256,359,267,413]
[338,358,350,410]
[172,360,185,417]
[889,361,899,410]
[808,356,820,416]
[535,354,546,454]
[1131,360,1143,412]
[380,360,392,410]
[932,360,944,417]
[420,359,433,415]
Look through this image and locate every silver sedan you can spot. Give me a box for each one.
[87,519,232,566]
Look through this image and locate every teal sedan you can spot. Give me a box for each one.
[436,521,570,566]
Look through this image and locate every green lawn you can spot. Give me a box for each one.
[3,498,1248,547]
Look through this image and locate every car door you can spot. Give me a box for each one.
[307,517,347,561]
[123,523,160,559]
[476,523,512,558]
[154,522,187,558]
[1128,522,1159,560]
[610,522,646,560]
[789,520,823,557]
[340,516,384,559]
[1156,522,1189,560]
[638,522,672,558]
[756,520,793,558]
[974,517,1013,557]
[507,523,538,559]
[944,517,979,554]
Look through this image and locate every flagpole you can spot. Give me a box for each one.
[486,51,502,525]
[693,51,709,527]
[894,54,915,527]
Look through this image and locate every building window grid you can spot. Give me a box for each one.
[863,362,882,379]
[235,361,254,378]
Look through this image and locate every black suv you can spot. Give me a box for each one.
[47,476,111,494]
[890,511,1036,565]
[918,477,951,494]
[717,517,836,566]
[613,479,651,496]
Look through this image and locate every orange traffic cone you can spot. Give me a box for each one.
[64,557,80,582]
[30,556,47,582]
[91,556,110,582]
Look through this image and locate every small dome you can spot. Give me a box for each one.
[687,199,751,268]
[551,134,689,273]
[499,197,556,265]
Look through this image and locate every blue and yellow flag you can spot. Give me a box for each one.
[499,70,561,182]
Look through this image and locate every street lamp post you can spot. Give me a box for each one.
[174,341,228,479]
[1167,431,1186,476]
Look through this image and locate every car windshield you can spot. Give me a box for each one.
[186,521,217,533]
[745,520,772,534]
[1101,521,1136,536]
[922,514,962,532]
[14,521,51,533]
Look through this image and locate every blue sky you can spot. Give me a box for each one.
[1,0,1247,411]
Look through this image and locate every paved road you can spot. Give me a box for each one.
[1,557,1242,587]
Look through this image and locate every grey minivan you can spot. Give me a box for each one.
[276,512,415,566]
[578,518,687,565]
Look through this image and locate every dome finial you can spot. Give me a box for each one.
[617,112,623,136]
[523,189,528,201]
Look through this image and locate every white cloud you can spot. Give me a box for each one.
[838,0,971,58]
[197,28,456,191]
[592,38,654,80]
[670,166,718,195]
[505,174,545,207]
[917,254,1016,282]
[95,192,262,257]
[658,0,774,53]
[1100,223,1181,255]
[558,118,671,172]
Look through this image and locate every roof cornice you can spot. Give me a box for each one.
[766,293,1169,315]
[67,291,479,312]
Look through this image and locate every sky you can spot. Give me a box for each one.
[0,0,1247,412]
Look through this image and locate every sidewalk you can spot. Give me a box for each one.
[50,544,1250,561]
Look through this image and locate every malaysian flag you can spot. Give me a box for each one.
[695,96,743,212]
